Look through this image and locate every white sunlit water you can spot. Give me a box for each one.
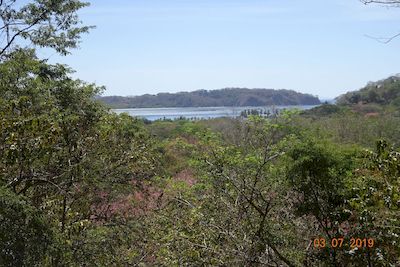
[113,105,319,121]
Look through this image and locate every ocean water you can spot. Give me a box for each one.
[113,105,318,121]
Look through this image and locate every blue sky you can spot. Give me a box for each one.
[45,0,400,99]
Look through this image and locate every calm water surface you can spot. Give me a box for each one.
[113,105,318,121]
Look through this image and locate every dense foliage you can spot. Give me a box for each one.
[0,187,54,266]
[0,50,159,266]
[0,0,92,57]
[3,62,398,264]
[337,75,400,107]
[142,115,400,266]
[98,88,321,108]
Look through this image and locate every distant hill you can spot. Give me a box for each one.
[336,75,400,107]
[98,88,320,108]
[301,103,348,117]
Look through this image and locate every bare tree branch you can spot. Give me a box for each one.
[365,32,400,43]
[361,0,400,5]
[361,0,400,43]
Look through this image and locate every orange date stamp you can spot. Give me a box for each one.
[312,237,375,249]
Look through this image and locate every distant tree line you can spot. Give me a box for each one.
[98,88,321,108]
[240,108,282,118]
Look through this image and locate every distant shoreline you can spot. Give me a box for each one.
[114,104,319,109]
[113,105,319,121]
[98,88,321,109]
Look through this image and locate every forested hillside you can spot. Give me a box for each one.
[98,88,321,108]
[337,75,400,106]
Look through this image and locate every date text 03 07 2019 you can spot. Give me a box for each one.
[312,237,375,249]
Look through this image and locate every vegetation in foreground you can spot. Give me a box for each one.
[2,53,400,265]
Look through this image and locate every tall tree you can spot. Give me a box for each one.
[0,50,160,265]
[0,0,92,58]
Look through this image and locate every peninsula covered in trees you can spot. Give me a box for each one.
[98,88,321,108]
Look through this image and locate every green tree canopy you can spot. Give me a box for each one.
[0,187,55,267]
[0,0,92,58]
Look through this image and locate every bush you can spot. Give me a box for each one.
[0,187,55,266]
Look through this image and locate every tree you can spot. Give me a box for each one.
[347,140,400,265]
[155,115,301,266]
[286,138,356,266]
[0,187,55,267]
[0,50,160,265]
[0,0,92,58]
